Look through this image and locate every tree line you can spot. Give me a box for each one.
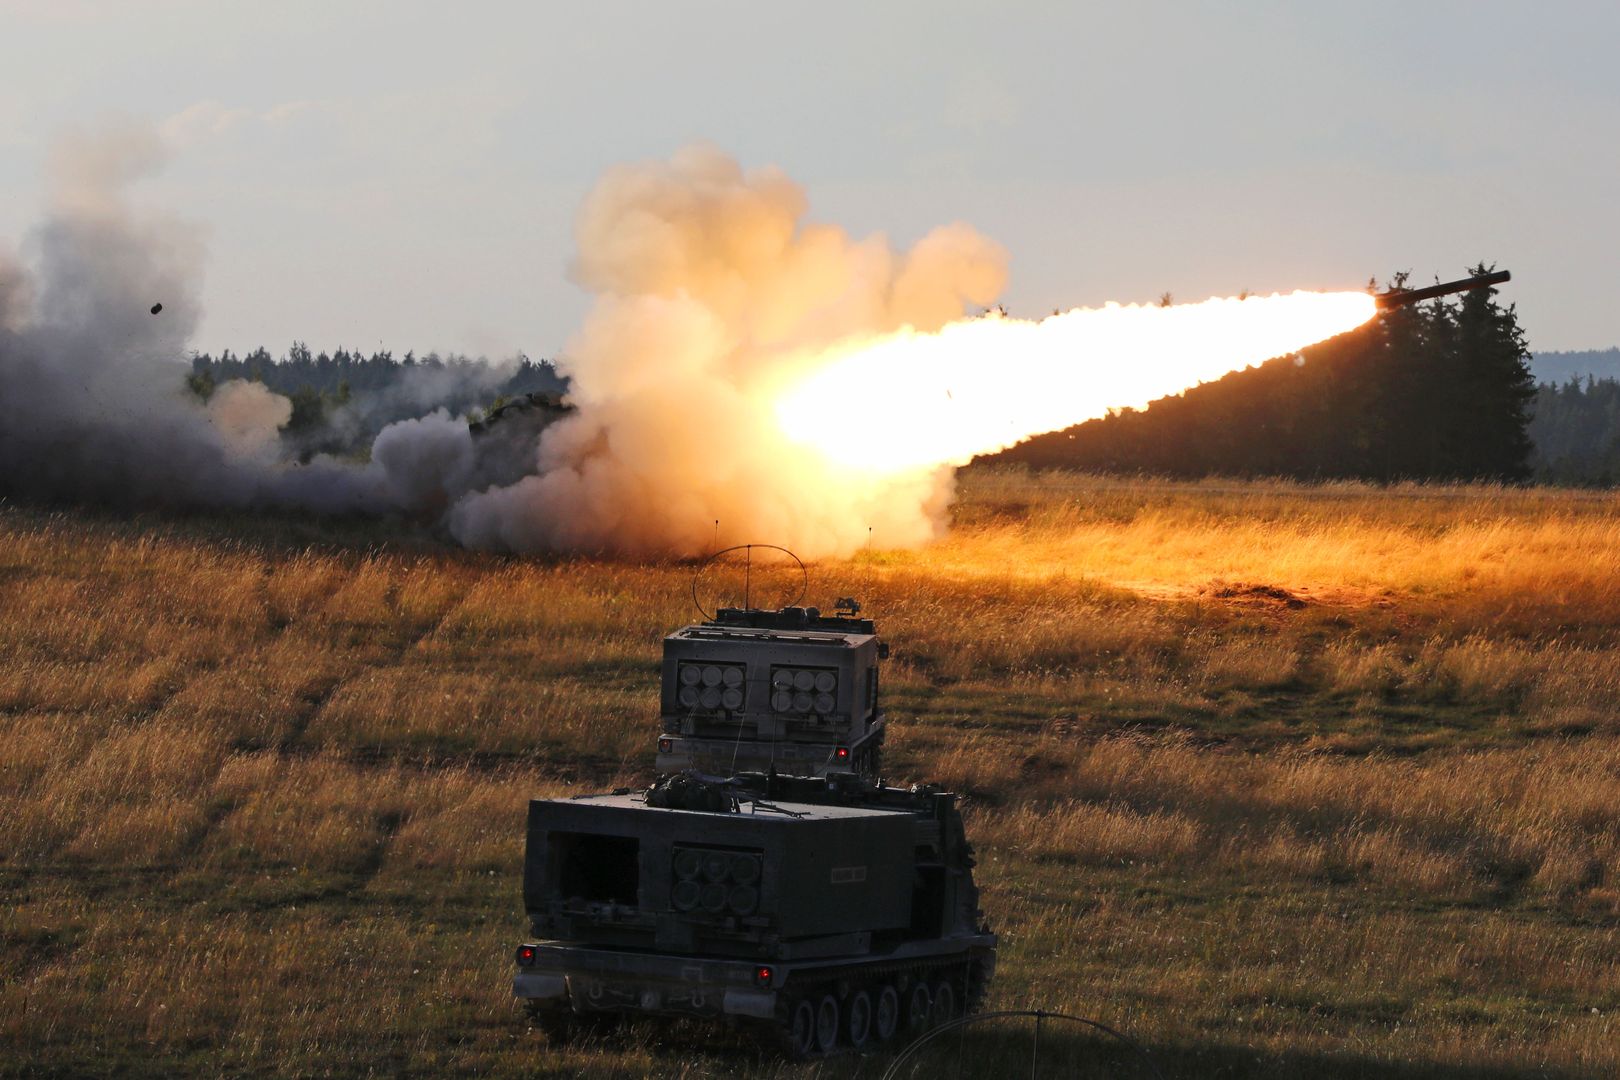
[1529,378,1620,484]
[989,265,1541,482]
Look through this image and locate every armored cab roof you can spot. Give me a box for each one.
[669,625,874,648]
[669,606,876,648]
[706,606,876,634]
[555,793,907,823]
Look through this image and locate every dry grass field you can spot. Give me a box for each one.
[4,468,1620,1077]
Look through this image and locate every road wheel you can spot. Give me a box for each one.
[814,993,841,1055]
[845,989,873,1050]
[905,982,932,1032]
[930,978,958,1028]
[787,998,817,1059]
[874,984,901,1044]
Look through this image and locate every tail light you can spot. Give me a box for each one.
[834,746,850,762]
[515,945,537,967]
[658,737,673,753]
[754,965,773,986]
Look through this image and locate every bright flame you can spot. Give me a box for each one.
[775,290,1378,471]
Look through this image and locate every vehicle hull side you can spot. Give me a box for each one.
[514,936,996,1022]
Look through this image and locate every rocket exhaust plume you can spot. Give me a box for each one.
[772,292,1376,472]
[1,132,1396,557]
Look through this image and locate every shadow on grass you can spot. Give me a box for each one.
[7,1017,1599,1079]
[2,497,705,569]
[878,1023,1596,1080]
[503,1015,1598,1080]
[1,498,455,557]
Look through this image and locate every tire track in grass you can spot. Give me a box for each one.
[286,566,467,757]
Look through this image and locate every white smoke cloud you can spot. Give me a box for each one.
[449,144,1008,557]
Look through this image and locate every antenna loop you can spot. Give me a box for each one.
[691,544,807,621]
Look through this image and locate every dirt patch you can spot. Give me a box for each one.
[1206,582,1308,609]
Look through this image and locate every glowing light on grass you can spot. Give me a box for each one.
[774,290,1378,472]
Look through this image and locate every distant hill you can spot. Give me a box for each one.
[1531,348,1620,385]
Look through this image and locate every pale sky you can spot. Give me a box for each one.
[2,0,1615,355]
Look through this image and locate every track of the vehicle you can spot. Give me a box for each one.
[761,953,993,1059]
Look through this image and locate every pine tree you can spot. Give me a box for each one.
[1451,263,1534,479]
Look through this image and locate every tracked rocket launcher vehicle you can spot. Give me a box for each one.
[512,600,994,1058]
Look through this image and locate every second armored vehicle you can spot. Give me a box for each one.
[655,602,889,778]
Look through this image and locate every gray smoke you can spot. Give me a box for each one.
[307,358,520,455]
[1,124,235,506]
[0,121,473,517]
[369,409,476,512]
